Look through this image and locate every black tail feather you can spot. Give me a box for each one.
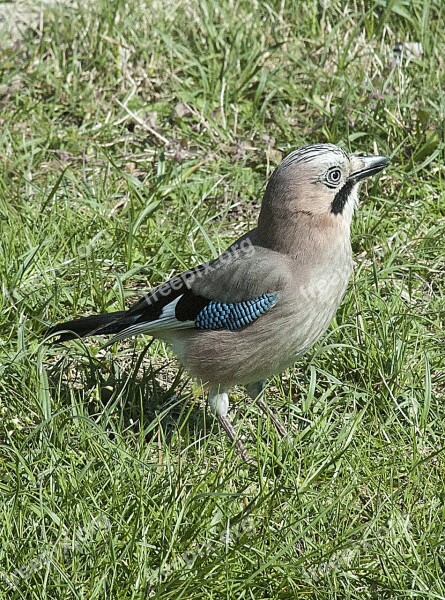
[47,310,138,343]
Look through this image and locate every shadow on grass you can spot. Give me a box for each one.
[45,339,209,448]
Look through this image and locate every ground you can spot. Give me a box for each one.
[0,0,444,598]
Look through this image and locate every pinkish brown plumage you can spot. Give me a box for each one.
[48,144,389,462]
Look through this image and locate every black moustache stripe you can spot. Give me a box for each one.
[331,180,355,215]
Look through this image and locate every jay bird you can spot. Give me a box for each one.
[48,144,389,462]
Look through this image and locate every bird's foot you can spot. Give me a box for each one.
[256,397,288,438]
[217,415,256,466]
[245,380,288,438]
[208,388,256,465]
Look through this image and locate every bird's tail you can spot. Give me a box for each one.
[47,310,139,343]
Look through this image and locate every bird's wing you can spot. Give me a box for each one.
[106,241,293,344]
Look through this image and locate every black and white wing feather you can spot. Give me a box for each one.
[48,241,291,343]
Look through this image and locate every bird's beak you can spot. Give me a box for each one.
[349,155,390,182]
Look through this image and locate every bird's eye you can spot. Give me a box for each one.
[326,168,342,186]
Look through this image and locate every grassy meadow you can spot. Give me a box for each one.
[0,0,444,597]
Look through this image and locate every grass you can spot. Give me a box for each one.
[0,0,444,597]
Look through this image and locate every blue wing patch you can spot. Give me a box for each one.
[195,293,278,331]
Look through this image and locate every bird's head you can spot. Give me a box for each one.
[259,144,389,234]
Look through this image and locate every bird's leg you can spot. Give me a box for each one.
[208,388,255,464]
[245,380,288,438]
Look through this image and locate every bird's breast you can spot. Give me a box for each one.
[271,261,351,366]
[169,245,353,387]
